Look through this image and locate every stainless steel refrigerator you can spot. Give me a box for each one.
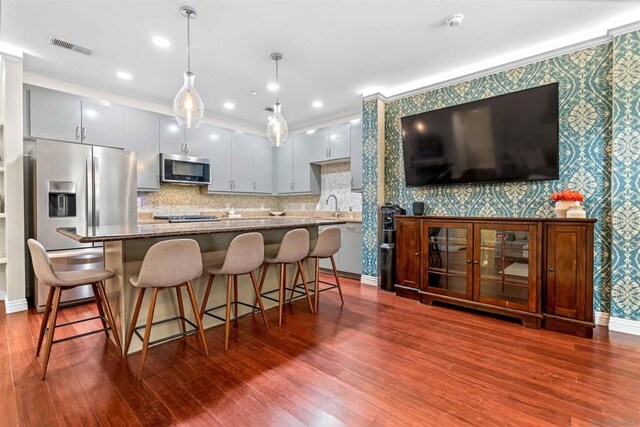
[26,138,137,310]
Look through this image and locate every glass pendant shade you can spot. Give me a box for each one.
[174,71,204,129]
[267,103,289,147]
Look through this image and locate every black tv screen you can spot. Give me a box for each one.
[400,83,559,187]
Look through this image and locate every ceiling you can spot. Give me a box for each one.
[2,0,639,129]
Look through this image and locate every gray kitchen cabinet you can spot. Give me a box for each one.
[350,121,363,191]
[81,100,124,148]
[302,128,330,163]
[28,86,82,142]
[292,134,321,194]
[276,140,294,194]
[327,123,351,160]
[208,127,233,192]
[252,136,273,194]
[318,224,362,275]
[231,133,254,192]
[159,115,185,155]
[123,108,160,191]
[185,124,211,159]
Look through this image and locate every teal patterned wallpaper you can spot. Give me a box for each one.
[611,31,640,321]
[361,99,381,277]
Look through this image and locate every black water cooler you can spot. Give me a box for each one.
[379,205,406,292]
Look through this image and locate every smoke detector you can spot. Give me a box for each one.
[445,14,464,27]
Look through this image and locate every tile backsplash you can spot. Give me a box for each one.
[138,161,362,215]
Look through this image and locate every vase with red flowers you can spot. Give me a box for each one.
[551,190,585,218]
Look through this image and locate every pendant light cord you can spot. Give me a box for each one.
[186,11,191,72]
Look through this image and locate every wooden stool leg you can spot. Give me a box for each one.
[200,274,214,319]
[330,255,345,305]
[36,287,55,357]
[97,281,123,355]
[233,275,239,325]
[224,276,233,350]
[176,285,186,334]
[250,271,269,332]
[258,263,269,293]
[297,261,315,314]
[125,288,146,355]
[138,288,159,381]
[91,282,109,336]
[278,264,285,326]
[314,257,320,313]
[288,268,300,304]
[185,281,208,357]
[40,287,62,380]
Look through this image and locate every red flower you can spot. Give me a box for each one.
[551,189,584,203]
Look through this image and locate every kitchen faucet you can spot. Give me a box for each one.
[326,194,341,217]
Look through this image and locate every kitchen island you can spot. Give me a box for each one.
[58,218,346,353]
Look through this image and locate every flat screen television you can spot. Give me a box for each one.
[400,83,559,187]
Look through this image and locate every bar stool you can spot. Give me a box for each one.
[27,239,122,380]
[293,227,344,312]
[258,228,315,326]
[124,239,208,380]
[200,232,269,350]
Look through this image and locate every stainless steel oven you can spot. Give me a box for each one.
[160,153,210,185]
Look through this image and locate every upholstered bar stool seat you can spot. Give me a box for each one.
[258,228,315,326]
[296,227,344,312]
[200,232,268,350]
[28,239,122,380]
[124,239,208,380]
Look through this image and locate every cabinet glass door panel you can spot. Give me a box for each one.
[474,224,537,312]
[421,222,473,299]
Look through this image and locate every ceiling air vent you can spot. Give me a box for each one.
[48,37,93,56]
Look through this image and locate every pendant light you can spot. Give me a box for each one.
[267,52,289,147]
[173,6,204,128]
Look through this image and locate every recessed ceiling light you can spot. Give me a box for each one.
[312,100,323,108]
[267,83,279,91]
[250,90,258,96]
[306,129,316,135]
[116,71,132,80]
[223,102,235,110]
[350,118,361,124]
[445,14,464,27]
[209,134,219,141]
[152,36,171,48]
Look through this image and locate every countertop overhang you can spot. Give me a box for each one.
[57,218,347,243]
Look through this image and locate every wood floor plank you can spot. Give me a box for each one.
[1,275,640,426]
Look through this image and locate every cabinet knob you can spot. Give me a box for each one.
[473,260,479,264]
[549,267,554,272]
[466,260,472,264]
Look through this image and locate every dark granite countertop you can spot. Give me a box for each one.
[57,218,347,243]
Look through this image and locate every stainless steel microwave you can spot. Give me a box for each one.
[160,153,211,185]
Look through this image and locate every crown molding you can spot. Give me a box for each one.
[362,20,640,103]
[0,42,24,63]
[289,111,361,135]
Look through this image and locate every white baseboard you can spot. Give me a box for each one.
[594,311,609,326]
[609,316,640,336]
[4,298,28,314]
[0,290,5,301]
[360,275,378,287]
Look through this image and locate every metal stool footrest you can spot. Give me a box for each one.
[203,301,260,322]
[132,316,198,348]
[294,280,338,293]
[260,287,308,303]
[49,315,111,345]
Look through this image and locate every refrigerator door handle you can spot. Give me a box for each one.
[86,156,94,227]
[93,156,100,227]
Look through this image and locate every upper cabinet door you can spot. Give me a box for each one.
[302,128,330,163]
[231,133,254,193]
[276,141,294,194]
[208,127,233,192]
[159,115,186,155]
[185,125,210,159]
[327,123,350,160]
[350,121,363,191]
[81,100,124,148]
[123,108,160,191]
[252,136,273,194]
[29,86,82,142]
[292,134,321,193]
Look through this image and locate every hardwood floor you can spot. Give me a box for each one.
[1,275,640,426]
